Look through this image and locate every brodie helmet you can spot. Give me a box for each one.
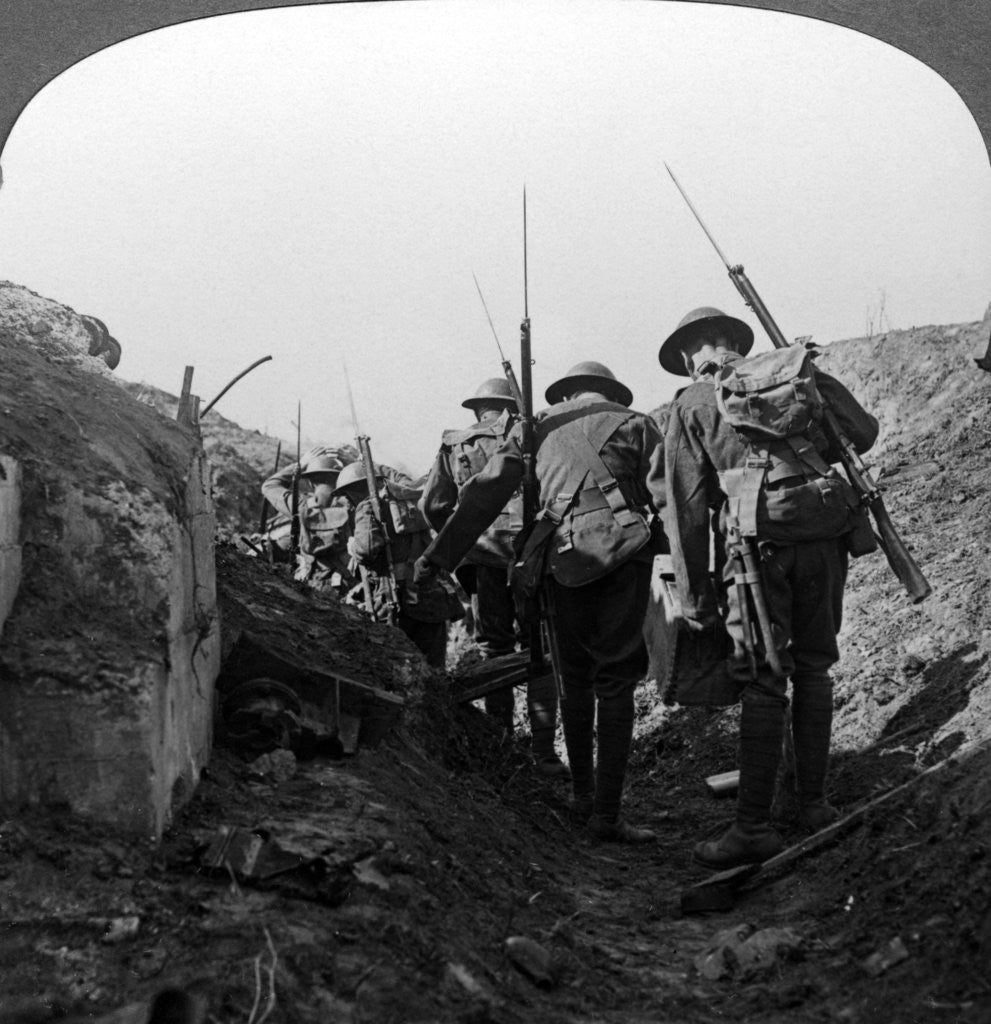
[658,306,753,377]
[331,460,384,498]
[462,377,518,413]
[544,361,633,407]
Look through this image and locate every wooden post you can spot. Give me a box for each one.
[176,366,194,425]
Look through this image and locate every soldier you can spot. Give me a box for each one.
[422,377,568,776]
[261,446,355,593]
[660,307,879,868]
[414,362,665,842]
[333,461,461,668]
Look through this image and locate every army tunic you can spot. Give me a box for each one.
[420,408,523,569]
[663,352,879,688]
[425,396,665,576]
[424,394,665,686]
[423,392,665,821]
[261,464,352,587]
[421,408,524,662]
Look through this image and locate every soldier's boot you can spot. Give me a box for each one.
[528,699,570,778]
[694,696,785,868]
[560,687,595,824]
[792,675,839,831]
[484,688,515,733]
[588,690,655,844]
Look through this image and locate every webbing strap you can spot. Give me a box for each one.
[719,452,769,538]
[786,435,832,478]
[567,416,642,528]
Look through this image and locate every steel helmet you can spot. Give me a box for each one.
[462,377,517,412]
[331,460,383,497]
[658,307,754,377]
[545,361,633,407]
[300,454,344,479]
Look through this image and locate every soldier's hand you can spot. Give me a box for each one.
[683,614,719,634]
[333,444,360,465]
[413,555,440,585]
[300,445,335,468]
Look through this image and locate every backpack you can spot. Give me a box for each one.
[510,408,653,595]
[442,411,516,488]
[713,345,874,549]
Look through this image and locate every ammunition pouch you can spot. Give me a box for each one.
[547,493,651,587]
[719,451,867,546]
[509,508,565,600]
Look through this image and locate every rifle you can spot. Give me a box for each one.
[343,361,401,624]
[519,191,565,700]
[289,401,301,559]
[665,164,932,605]
[472,262,564,700]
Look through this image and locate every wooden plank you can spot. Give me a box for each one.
[684,736,991,903]
[454,667,531,704]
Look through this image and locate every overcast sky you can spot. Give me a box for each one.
[1,0,988,474]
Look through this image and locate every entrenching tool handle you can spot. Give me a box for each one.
[539,581,566,701]
[739,542,786,678]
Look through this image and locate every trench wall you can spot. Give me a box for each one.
[0,281,221,837]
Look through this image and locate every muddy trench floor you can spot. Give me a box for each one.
[2,677,990,1024]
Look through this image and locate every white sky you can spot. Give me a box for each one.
[1,0,988,474]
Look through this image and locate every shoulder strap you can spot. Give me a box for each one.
[555,412,642,528]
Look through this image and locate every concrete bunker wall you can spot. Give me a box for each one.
[0,282,221,837]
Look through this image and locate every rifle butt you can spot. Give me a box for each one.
[870,499,932,603]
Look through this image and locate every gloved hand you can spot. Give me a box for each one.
[413,555,440,585]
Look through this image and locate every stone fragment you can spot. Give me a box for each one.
[694,923,753,980]
[862,936,909,977]
[505,935,558,987]
[248,749,297,784]
[733,927,803,977]
[101,915,141,944]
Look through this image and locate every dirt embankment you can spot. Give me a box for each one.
[2,284,991,1024]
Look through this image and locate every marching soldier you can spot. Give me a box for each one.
[415,362,665,842]
[333,461,462,668]
[660,307,879,868]
[421,378,567,777]
[261,446,355,593]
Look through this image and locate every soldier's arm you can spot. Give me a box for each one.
[350,498,388,571]
[261,463,299,518]
[422,435,524,572]
[419,448,459,532]
[663,405,720,628]
[640,414,667,513]
[817,372,880,456]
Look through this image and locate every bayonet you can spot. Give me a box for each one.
[472,270,526,412]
